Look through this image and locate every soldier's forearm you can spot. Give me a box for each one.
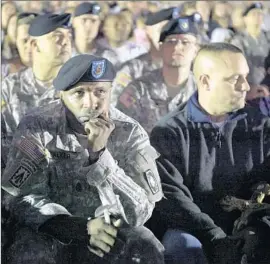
[82,148,155,225]
[107,171,155,226]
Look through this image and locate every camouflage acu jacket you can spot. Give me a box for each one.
[116,69,197,134]
[111,52,162,106]
[2,101,163,229]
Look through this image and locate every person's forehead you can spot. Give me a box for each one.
[3,2,16,9]
[196,1,209,8]
[49,27,71,36]
[37,27,70,40]
[165,34,196,40]
[105,15,118,23]
[248,8,264,15]
[69,81,112,90]
[17,24,30,35]
[217,52,249,76]
[77,13,100,20]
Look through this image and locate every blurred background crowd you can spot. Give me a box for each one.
[1,1,270,100]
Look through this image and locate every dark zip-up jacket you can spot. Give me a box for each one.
[149,92,270,246]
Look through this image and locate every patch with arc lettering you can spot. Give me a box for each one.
[178,18,189,32]
[91,60,106,79]
[145,169,159,194]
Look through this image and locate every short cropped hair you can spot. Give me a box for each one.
[193,43,245,79]
[197,42,243,55]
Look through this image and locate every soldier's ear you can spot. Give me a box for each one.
[199,74,211,91]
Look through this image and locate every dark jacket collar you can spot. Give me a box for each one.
[187,92,247,123]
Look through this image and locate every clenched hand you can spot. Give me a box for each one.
[84,113,115,152]
[87,217,122,258]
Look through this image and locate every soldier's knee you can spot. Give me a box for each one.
[5,227,65,264]
[120,226,165,264]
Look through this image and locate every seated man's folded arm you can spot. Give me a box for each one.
[82,123,163,227]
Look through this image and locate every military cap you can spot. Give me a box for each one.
[159,14,201,42]
[29,13,71,37]
[145,7,175,25]
[18,12,38,20]
[53,55,116,91]
[17,12,38,26]
[74,2,101,17]
[243,2,263,16]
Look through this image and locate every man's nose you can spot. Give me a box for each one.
[82,93,98,109]
[238,78,250,92]
[174,41,184,51]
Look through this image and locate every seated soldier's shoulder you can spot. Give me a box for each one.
[18,101,63,132]
[130,69,162,94]
[110,106,148,136]
[2,67,27,83]
[155,102,189,130]
[2,68,30,97]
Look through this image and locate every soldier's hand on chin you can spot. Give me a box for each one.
[84,113,115,152]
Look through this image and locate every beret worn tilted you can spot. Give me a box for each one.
[53,55,116,91]
[74,2,101,17]
[159,13,202,42]
[29,13,71,37]
[145,7,175,26]
[18,12,39,20]
[243,2,263,16]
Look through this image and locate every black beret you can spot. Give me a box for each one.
[74,2,101,17]
[145,7,174,26]
[243,2,263,16]
[159,14,201,42]
[53,55,116,91]
[18,12,38,21]
[29,13,71,37]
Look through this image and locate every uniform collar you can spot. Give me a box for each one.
[53,102,85,153]
[187,92,247,123]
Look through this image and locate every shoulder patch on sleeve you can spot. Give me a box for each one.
[15,137,46,165]
[119,88,137,109]
[8,159,37,188]
[115,72,132,87]
[145,169,159,194]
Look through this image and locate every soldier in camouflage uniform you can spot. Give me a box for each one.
[111,9,204,106]
[116,15,199,134]
[1,13,72,167]
[71,2,106,57]
[98,9,148,69]
[1,54,164,264]
[1,12,38,79]
[111,8,175,105]
[230,3,270,85]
